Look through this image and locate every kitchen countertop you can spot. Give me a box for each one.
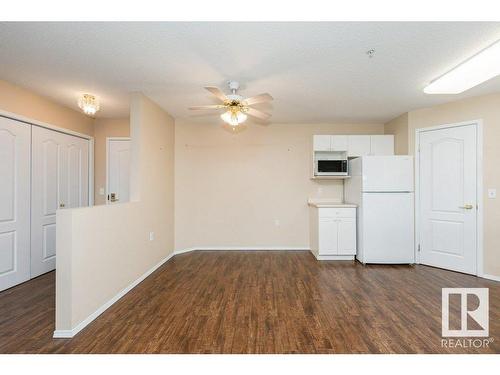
[307,198,357,208]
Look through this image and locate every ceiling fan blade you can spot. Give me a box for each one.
[244,93,273,106]
[204,86,228,102]
[245,107,271,120]
[189,105,226,110]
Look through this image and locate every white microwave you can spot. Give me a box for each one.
[315,159,348,176]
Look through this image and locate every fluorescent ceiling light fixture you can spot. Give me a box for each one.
[424,39,500,94]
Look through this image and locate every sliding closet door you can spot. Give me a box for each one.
[0,117,31,292]
[65,134,89,209]
[31,126,89,278]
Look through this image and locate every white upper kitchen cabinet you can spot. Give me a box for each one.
[330,135,348,151]
[347,135,371,157]
[314,135,349,152]
[370,135,394,156]
[313,134,394,156]
[313,135,331,151]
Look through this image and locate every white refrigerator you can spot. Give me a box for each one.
[344,156,415,264]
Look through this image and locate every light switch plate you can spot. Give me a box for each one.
[488,188,496,199]
[99,187,105,195]
[149,232,155,241]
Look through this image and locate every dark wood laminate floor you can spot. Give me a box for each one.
[0,251,499,353]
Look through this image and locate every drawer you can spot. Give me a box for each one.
[318,207,356,219]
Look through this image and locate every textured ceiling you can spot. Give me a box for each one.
[1,22,500,123]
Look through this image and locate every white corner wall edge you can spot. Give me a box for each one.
[174,247,310,255]
[53,252,175,339]
[481,274,500,282]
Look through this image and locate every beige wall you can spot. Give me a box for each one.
[93,118,130,205]
[384,113,409,155]
[0,79,94,136]
[174,121,384,251]
[55,93,175,334]
[407,93,500,277]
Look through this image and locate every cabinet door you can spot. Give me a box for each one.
[318,218,338,255]
[370,135,394,155]
[337,218,356,255]
[330,135,348,151]
[347,135,371,157]
[313,135,331,151]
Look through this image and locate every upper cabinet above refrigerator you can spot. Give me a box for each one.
[370,135,394,156]
[347,135,371,156]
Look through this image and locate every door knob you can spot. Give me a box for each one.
[459,204,474,210]
[109,193,119,202]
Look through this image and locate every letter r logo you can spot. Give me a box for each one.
[442,288,489,337]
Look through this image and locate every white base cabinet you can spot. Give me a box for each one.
[309,206,357,260]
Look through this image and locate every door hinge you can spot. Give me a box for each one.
[417,244,421,252]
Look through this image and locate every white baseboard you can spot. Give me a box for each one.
[315,255,355,261]
[174,247,198,255]
[53,251,175,339]
[309,249,355,261]
[480,273,500,282]
[174,246,309,255]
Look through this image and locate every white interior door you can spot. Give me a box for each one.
[419,124,477,275]
[107,138,131,204]
[0,117,31,291]
[31,126,89,278]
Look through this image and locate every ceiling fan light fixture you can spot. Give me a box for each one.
[220,110,247,127]
[78,94,100,116]
[190,82,272,130]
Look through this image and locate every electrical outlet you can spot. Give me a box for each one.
[488,188,496,199]
[149,231,155,241]
[274,219,280,227]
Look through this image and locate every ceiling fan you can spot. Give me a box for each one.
[189,81,273,128]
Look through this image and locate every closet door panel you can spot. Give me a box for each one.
[64,135,89,209]
[42,138,60,215]
[31,127,89,278]
[31,126,65,277]
[0,117,31,291]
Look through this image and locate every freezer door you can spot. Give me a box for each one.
[362,192,415,264]
[362,156,414,192]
